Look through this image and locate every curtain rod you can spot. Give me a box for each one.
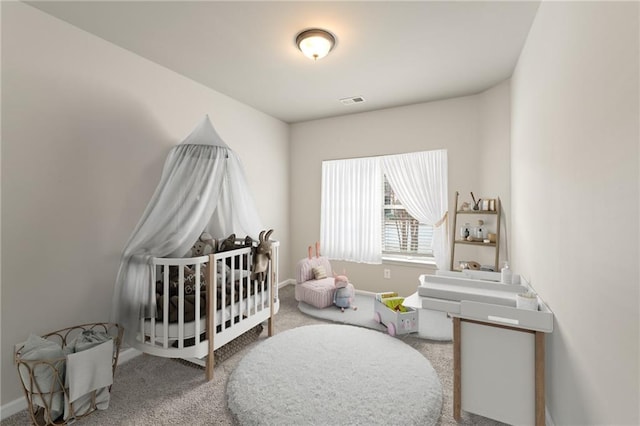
[321,148,446,163]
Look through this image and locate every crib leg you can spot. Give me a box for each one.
[206,324,215,380]
[205,330,215,381]
[206,352,214,381]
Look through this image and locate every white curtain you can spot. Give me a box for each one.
[111,117,264,345]
[321,157,382,264]
[382,150,449,270]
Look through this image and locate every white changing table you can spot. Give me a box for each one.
[414,272,554,426]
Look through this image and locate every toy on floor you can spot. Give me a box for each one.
[333,272,357,312]
[373,292,417,336]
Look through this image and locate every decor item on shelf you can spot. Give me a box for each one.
[460,201,471,211]
[460,222,471,239]
[501,261,513,284]
[475,220,486,239]
[516,292,539,310]
[487,233,497,243]
[296,28,336,61]
[458,260,481,270]
[470,192,481,210]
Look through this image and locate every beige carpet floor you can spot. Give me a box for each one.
[2,285,505,425]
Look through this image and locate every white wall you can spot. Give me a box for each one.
[479,80,511,263]
[1,2,289,405]
[511,2,639,424]
[290,83,510,296]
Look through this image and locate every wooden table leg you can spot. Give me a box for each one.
[453,317,461,421]
[535,331,545,426]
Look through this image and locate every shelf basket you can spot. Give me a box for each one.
[14,322,124,425]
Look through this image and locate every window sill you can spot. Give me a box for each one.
[382,255,437,269]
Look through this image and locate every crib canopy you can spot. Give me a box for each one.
[112,116,264,343]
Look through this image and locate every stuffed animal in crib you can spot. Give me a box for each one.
[175,232,215,293]
[218,233,236,252]
[190,232,216,257]
[333,273,358,312]
[251,229,273,283]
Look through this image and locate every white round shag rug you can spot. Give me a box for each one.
[227,324,442,425]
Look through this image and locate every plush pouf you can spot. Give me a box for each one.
[227,324,442,425]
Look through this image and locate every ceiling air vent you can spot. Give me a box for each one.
[339,96,366,106]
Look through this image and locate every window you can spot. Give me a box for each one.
[321,149,447,268]
[382,176,434,260]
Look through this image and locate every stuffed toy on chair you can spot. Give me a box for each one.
[333,273,358,312]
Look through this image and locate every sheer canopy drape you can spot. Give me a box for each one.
[321,157,382,264]
[111,117,263,345]
[382,150,449,270]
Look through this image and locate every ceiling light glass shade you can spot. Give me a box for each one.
[296,29,335,61]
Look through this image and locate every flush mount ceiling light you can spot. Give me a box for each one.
[296,28,336,61]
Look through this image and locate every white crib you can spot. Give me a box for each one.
[133,241,279,380]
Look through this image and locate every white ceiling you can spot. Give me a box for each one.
[28,1,541,123]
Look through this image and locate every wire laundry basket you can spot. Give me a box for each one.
[14,323,123,425]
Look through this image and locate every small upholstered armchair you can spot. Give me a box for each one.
[294,256,354,309]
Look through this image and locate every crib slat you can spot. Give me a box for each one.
[206,254,215,381]
[163,266,169,349]
[148,263,156,345]
[231,257,236,326]
[259,253,264,311]
[239,252,244,322]
[194,262,201,346]
[254,276,258,314]
[221,260,226,331]
[178,266,184,349]
[269,244,278,336]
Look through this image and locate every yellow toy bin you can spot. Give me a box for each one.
[373,292,418,336]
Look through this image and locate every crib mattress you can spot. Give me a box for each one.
[144,292,276,339]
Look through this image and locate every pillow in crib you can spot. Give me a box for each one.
[157,267,205,296]
[183,267,207,295]
[312,266,327,280]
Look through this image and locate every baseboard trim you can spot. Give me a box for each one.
[117,346,142,364]
[278,278,295,288]
[1,347,142,420]
[546,406,555,426]
[0,396,27,421]
[355,289,378,296]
